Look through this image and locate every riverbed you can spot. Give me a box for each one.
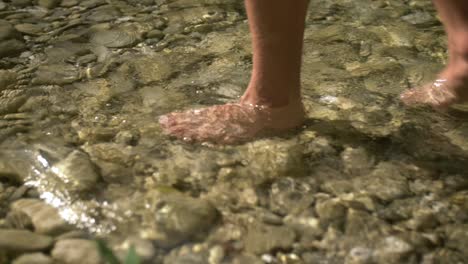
[1,0,468,263]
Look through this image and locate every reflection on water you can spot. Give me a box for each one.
[1,0,468,262]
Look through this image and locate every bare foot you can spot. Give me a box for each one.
[400,71,468,110]
[158,100,305,144]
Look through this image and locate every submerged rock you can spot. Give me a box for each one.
[0,39,26,58]
[243,221,296,254]
[0,20,20,40]
[11,199,72,236]
[51,239,102,264]
[4,210,33,230]
[0,70,18,91]
[38,0,61,9]
[32,64,83,85]
[352,162,410,202]
[90,29,138,48]
[12,253,54,264]
[0,229,53,252]
[143,189,220,248]
[52,150,100,192]
[374,236,414,264]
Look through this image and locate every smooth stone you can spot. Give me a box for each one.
[15,23,43,35]
[146,29,164,39]
[32,64,82,85]
[352,162,410,202]
[0,154,22,183]
[38,0,61,9]
[52,150,100,192]
[55,230,90,241]
[0,39,26,58]
[315,198,347,227]
[0,20,19,40]
[243,222,296,254]
[90,29,137,48]
[60,0,78,7]
[374,236,414,264]
[445,224,468,258]
[51,239,102,264]
[79,0,105,8]
[130,55,173,84]
[146,190,220,248]
[10,0,32,7]
[5,210,33,230]
[0,2,6,10]
[0,90,29,115]
[11,199,72,236]
[0,229,53,252]
[12,253,53,264]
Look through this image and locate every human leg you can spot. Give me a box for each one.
[400,0,468,109]
[159,0,309,144]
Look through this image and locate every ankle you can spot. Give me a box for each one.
[241,86,301,108]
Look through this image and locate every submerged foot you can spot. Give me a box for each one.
[400,79,458,110]
[400,68,468,110]
[158,100,305,144]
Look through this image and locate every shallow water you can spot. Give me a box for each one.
[1,0,468,263]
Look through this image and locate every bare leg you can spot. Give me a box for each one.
[401,0,468,109]
[159,0,308,144]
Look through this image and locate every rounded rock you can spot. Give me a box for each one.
[0,229,53,252]
[52,239,102,264]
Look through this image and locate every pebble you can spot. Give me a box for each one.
[14,24,44,35]
[38,0,62,9]
[11,199,72,236]
[243,222,296,254]
[0,229,53,252]
[150,191,220,248]
[51,239,102,264]
[52,150,100,192]
[0,39,27,58]
[12,253,54,264]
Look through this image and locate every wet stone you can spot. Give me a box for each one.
[374,236,414,264]
[145,190,220,248]
[52,150,100,192]
[38,0,62,9]
[51,239,102,264]
[315,198,347,228]
[11,199,72,236]
[345,247,374,264]
[87,6,122,23]
[0,70,18,91]
[60,0,78,7]
[352,162,410,202]
[269,177,315,216]
[90,29,138,48]
[445,224,468,258]
[0,229,53,252]
[32,64,83,85]
[0,39,26,58]
[5,210,33,230]
[0,155,22,183]
[163,244,209,264]
[341,146,374,176]
[0,20,19,41]
[0,90,29,115]
[12,253,53,264]
[345,209,390,238]
[243,221,296,255]
[14,23,44,35]
[130,55,174,84]
[11,0,32,7]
